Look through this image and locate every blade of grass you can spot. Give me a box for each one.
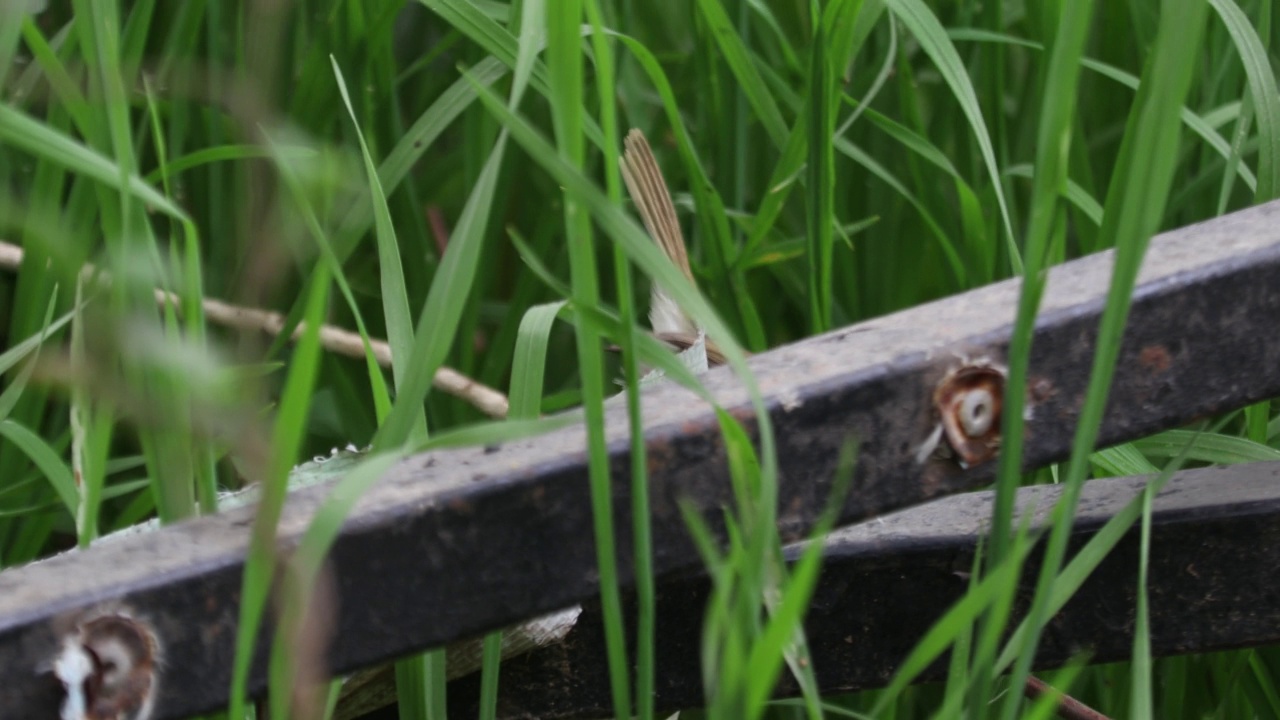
[1129,482,1156,719]
[477,305,570,719]
[1245,652,1280,717]
[263,132,395,428]
[545,1,632,716]
[413,0,605,154]
[805,5,837,333]
[994,438,1198,678]
[869,528,1039,713]
[0,104,192,224]
[1208,0,1280,202]
[1092,442,1161,477]
[143,79,219,516]
[0,2,24,80]
[1005,164,1103,227]
[0,420,75,517]
[228,262,332,720]
[882,0,1021,273]
[833,137,966,283]
[975,3,1096,714]
[476,630,503,720]
[16,18,96,140]
[68,276,114,542]
[1131,429,1280,464]
[509,301,567,420]
[332,57,419,431]
[0,290,58,429]
[376,4,548,713]
[582,4,659,715]
[743,443,854,719]
[691,0,789,147]
[949,27,1259,194]
[260,56,514,361]
[371,130,507,449]
[999,0,1211,713]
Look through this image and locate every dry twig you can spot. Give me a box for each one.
[1024,675,1114,720]
[0,240,510,418]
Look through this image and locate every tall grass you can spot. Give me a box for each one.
[0,1,1277,719]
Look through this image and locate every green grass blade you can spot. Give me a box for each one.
[1208,0,1280,201]
[0,290,58,425]
[743,444,853,719]
[414,0,604,150]
[1131,429,1280,464]
[509,301,566,420]
[691,0,789,147]
[949,27,1260,195]
[1216,93,1255,216]
[0,104,191,223]
[804,11,836,333]
[0,309,76,378]
[994,443,1195,677]
[1005,164,1103,226]
[372,57,510,206]
[981,10,1097,711]
[141,144,318,185]
[372,132,507,448]
[263,133,395,427]
[585,5,653,714]
[0,421,76,516]
[1092,442,1161,477]
[545,0,632,715]
[833,137,966,282]
[477,629,504,720]
[1245,652,1280,717]
[374,0,544,450]
[882,0,1021,273]
[999,0,1211,714]
[0,3,24,80]
[333,57,418,428]
[1129,484,1156,719]
[228,262,333,719]
[870,535,1038,713]
[16,18,96,138]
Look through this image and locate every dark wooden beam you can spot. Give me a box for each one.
[442,462,1280,718]
[1,201,1279,719]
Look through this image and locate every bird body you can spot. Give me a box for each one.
[619,129,727,368]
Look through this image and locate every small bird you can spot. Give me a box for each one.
[619,129,726,368]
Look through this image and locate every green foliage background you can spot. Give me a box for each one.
[0,0,1278,718]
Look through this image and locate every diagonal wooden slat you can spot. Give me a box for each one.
[443,462,1280,719]
[1,200,1279,718]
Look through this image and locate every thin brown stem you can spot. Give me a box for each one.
[1024,674,1113,720]
[0,240,510,418]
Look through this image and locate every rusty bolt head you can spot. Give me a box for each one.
[933,363,1005,467]
[53,612,159,720]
